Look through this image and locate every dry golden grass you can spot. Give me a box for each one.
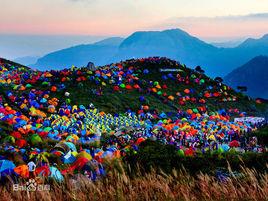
[1,165,268,201]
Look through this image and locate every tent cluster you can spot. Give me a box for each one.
[0,57,265,182]
[234,117,266,125]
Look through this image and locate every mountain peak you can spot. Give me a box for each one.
[162,28,190,35]
[122,28,190,38]
[239,33,268,47]
[261,34,268,39]
[119,28,211,48]
[250,55,268,62]
[94,37,124,46]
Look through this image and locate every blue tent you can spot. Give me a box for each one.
[221,144,230,152]
[0,160,15,178]
[49,166,64,182]
[0,160,15,172]
[64,142,77,152]
[62,150,76,164]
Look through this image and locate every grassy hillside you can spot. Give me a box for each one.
[1,57,265,118]
[0,57,267,198]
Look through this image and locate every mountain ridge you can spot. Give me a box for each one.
[33,28,268,76]
[224,55,268,99]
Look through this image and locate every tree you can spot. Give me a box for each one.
[237,86,247,92]
[195,66,205,74]
[215,77,223,83]
[87,62,96,70]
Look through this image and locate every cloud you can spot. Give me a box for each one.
[152,13,268,40]
[166,13,268,22]
[213,13,268,21]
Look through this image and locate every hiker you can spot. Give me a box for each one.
[27,161,36,178]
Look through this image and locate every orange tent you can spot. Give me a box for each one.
[51,86,57,92]
[14,165,29,178]
[151,88,157,93]
[19,86,26,91]
[184,89,190,94]
[143,105,149,110]
[187,109,193,114]
[99,111,105,116]
[168,96,175,101]
[113,150,121,158]
[156,84,161,89]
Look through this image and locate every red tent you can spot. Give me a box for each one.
[229,140,240,147]
[125,85,133,90]
[133,84,140,89]
[136,137,145,145]
[35,165,51,177]
[11,131,22,139]
[62,158,89,174]
[15,139,27,148]
[113,86,120,91]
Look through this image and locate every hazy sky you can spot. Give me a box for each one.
[1,0,268,38]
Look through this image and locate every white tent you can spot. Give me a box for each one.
[234,117,266,125]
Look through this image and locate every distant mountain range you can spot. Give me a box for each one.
[0,34,105,60]
[33,37,124,70]
[224,56,268,99]
[33,29,268,76]
[210,40,244,48]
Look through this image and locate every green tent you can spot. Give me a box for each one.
[200,79,205,84]
[76,151,92,160]
[30,134,42,145]
[4,136,15,144]
[177,149,185,157]
[191,74,196,79]
[43,127,52,132]
[193,108,199,113]
[26,84,32,88]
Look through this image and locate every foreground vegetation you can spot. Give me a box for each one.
[1,137,267,201]
[125,141,268,175]
[1,163,267,201]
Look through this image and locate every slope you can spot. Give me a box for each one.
[1,57,261,117]
[224,55,268,99]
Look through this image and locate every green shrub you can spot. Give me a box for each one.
[124,140,268,175]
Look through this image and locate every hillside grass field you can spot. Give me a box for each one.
[0,57,267,201]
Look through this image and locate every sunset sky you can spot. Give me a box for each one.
[1,0,268,38]
[1,0,268,59]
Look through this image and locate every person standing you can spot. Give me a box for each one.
[27,161,36,178]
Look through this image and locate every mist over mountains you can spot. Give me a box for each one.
[0,34,105,60]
